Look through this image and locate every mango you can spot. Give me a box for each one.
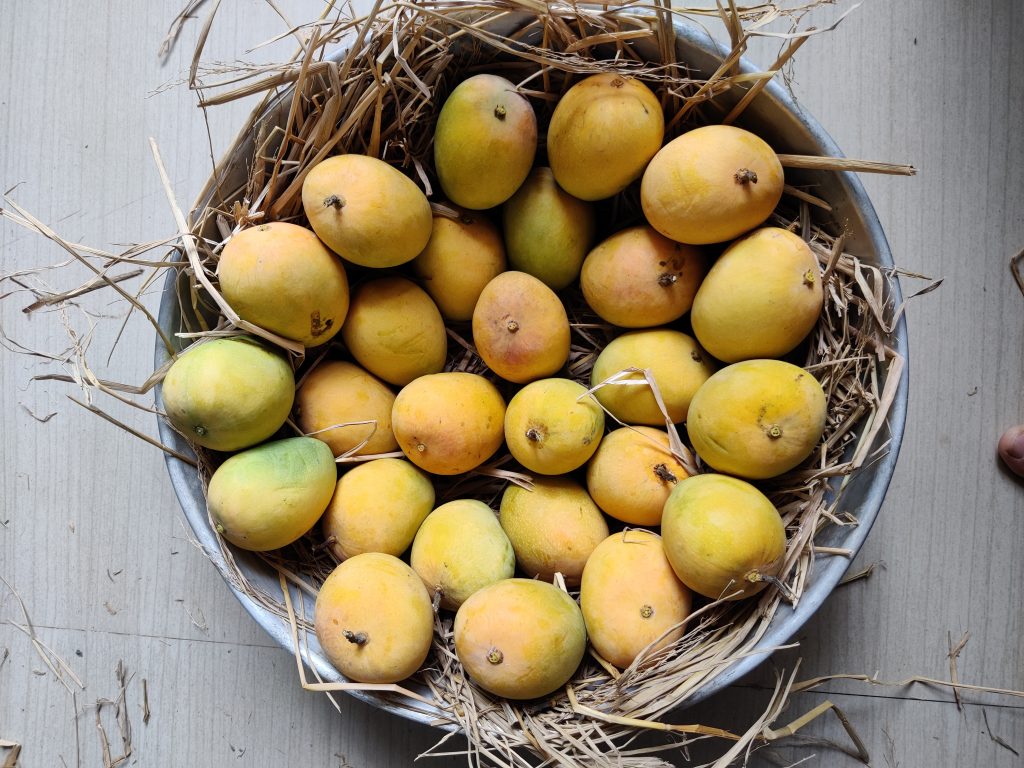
[207,436,336,551]
[547,73,664,201]
[585,426,690,526]
[691,227,824,362]
[412,208,506,321]
[472,271,570,384]
[391,372,506,475]
[217,222,349,347]
[409,499,515,611]
[453,578,586,699]
[580,225,706,328]
[589,329,715,425]
[161,336,294,452]
[434,74,537,210]
[315,553,434,683]
[686,359,827,479]
[661,474,786,601]
[296,360,398,457]
[499,477,609,586]
[302,154,432,268]
[321,458,434,561]
[502,167,596,290]
[340,277,447,386]
[504,378,604,475]
[580,531,693,668]
[641,124,784,245]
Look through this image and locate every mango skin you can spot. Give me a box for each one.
[161,336,294,452]
[590,329,716,425]
[547,73,664,201]
[502,167,596,290]
[580,531,693,668]
[504,378,605,475]
[686,359,827,480]
[641,124,784,245]
[691,227,824,362]
[409,499,515,611]
[661,474,786,601]
[321,458,435,561]
[207,436,336,552]
[499,477,609,587]
[315,553,434,684]
[453,578,587,700]
[434,74,537,210]
[412,208,507,321]
[302,154,432,268]
[472,271,570,384]
[341,277,447,386]
[391,372,506,475]
[585,426,690,526]
[581,225,706,328]
[217,222,349,347]
[296,360,398,457]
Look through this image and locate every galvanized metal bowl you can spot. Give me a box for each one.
[155,13,909,725]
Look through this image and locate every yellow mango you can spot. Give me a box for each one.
[686,359,827,479]
[691,227,824,362]
[434,74,537,210]
[321,458,435,561]
[580,531,692,668]
[641,125,784,245]
[547,73,664,201]
[661,474,786,601]
[412,208,506,321]
[340,277,447,386]
[217,222,349,347]
[454,578,586,699]
[391,372,506,475]
[296,360,398,457]
[302,154,432,268]
[502,167,596,290]
[315,553,433,683]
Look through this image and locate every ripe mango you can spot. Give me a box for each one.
[691,227,824,362]
[434,74,537,210]
[547,73,664,201]
[161,336,294,452]
[504,378,604,475]
[409,499,515,611]
[412,208,506,321]
[641,124,784,244]
[589,329,715,425]
[661,474,786,601]
[686,359,827,479]
[499,477,609,586]
[217,222,349,347]
[580,531,693,668]
[302,154,432,268]
[454,578,586,699]
[341,277,447,386]
[296,360,398,457]
[502,167,596,290]
[580,225,706,328]
[585,426,690,526]
[315,553,433,683]
[391,372,506,475]
[321,458,435,561]
[472,271,570,384]
[207,436,336,551]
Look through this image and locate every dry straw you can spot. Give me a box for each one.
[0,0,920,765]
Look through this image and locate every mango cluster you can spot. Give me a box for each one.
[159,70,833,701]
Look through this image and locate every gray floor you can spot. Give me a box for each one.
[2,1,1022,766]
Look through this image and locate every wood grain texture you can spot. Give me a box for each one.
[2,1,1022,766]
